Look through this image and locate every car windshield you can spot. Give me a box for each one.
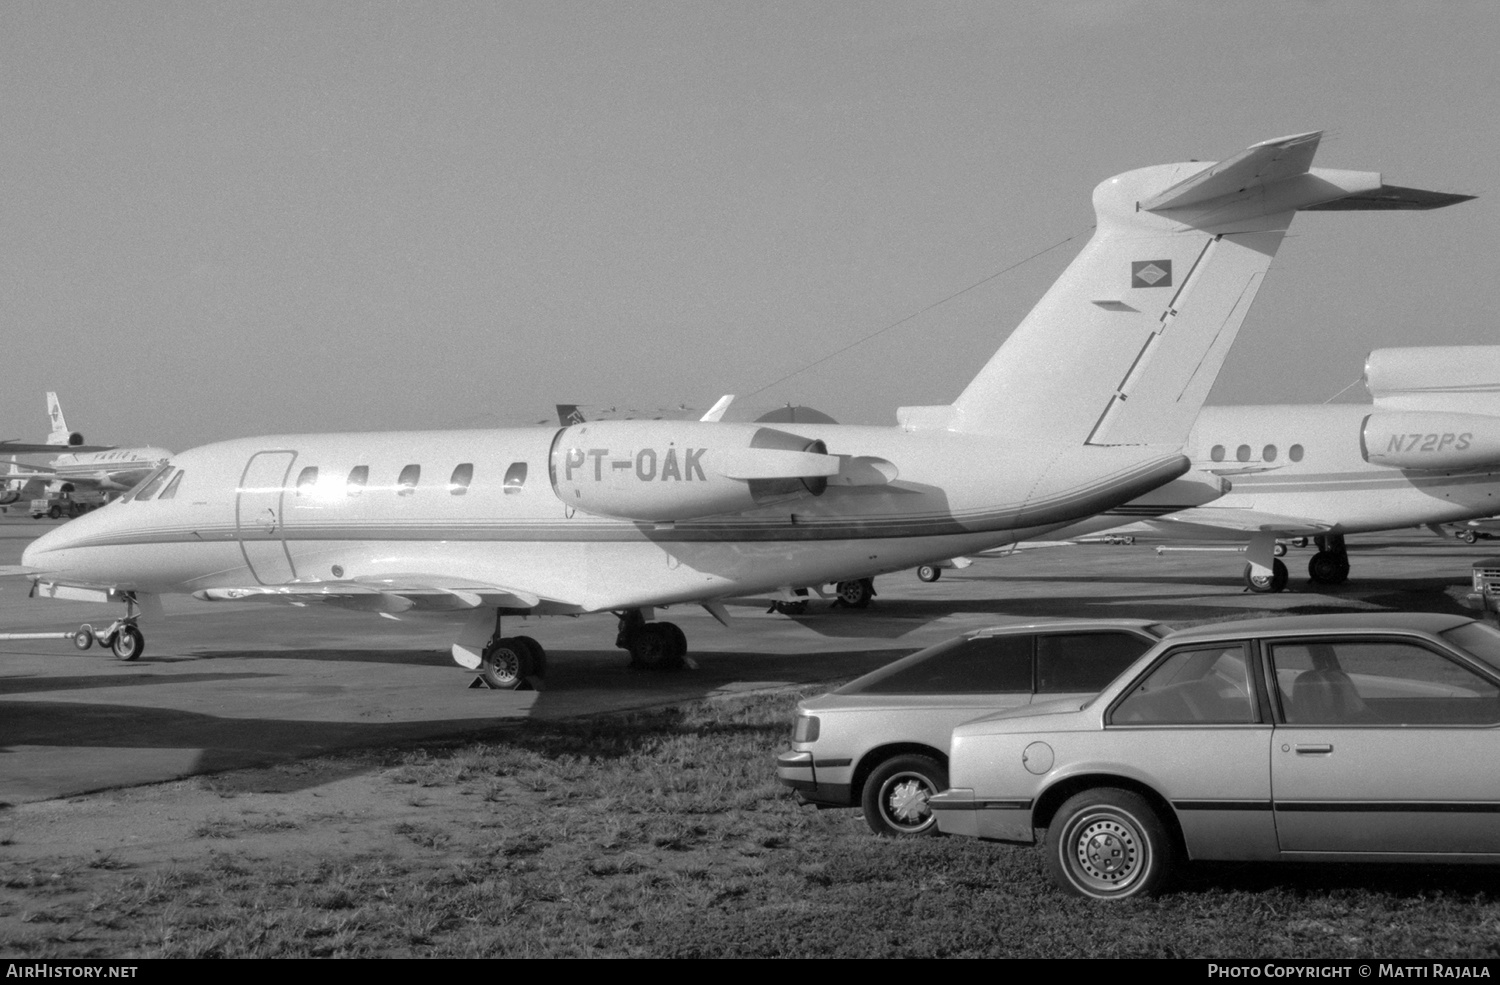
[842,634,1032,695]
[1441,622,1500,674]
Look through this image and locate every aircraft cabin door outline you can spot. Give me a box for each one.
[237,450,298,585]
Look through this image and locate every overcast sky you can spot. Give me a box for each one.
[2,1,1495,452]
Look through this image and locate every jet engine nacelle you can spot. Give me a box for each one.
[549,421,839,522]
[66,432,84,447]
[0,489,18,505]
[1362,412,1500,470]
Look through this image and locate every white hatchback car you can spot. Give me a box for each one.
[775,620,1166,836]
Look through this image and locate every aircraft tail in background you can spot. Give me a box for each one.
[45,392,82,447]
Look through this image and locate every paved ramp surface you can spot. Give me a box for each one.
[0,517,1479,803]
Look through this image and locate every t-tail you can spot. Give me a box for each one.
[912,131,1472,448]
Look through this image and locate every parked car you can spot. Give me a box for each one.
[775,619,1167,836]
[931,612,1500,900]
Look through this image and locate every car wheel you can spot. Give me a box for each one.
[861,754,947,837]
[1046,788,1174,900]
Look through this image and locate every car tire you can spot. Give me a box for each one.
[1046,788,1174,900]
[861,754,947,837]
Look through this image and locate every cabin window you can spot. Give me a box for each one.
[1263,444,1277,462]
[157,470,185,500]
[346,466,369,497]
[1209,445,1225,462]
[398,464,421,496]
[1289,443,1305,462]
[1236,444,1251,462]
[295,467,319,496]
[449,463,474,496]
[504,462,528,495]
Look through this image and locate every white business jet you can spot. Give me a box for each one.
[1101,345,1500,593]
[22,132,1470,684]
[1,393,173,515]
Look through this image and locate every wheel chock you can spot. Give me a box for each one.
[468,675,499,689]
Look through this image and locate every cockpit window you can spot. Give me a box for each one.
[346,466,368,497]
[504,462,527,494]
[398,464,420,496]
[449,463,473,496]
[120,465,173,503]
[156,470,185,501]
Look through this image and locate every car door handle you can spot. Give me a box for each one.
[1294,743,1333,754]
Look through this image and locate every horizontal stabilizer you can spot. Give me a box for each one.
[1140,131,1323,211]
[1305,184,1476,211]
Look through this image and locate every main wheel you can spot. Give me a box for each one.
[1273,542,1288,557]
[111,625,144,662]
[836,578,875,609]
[861,754,947,837]
[1243,559,1288,593]
[1046,788,1174,900]
[917,564,942,583]
[1307,551,1350,585]
[479,638,530,690]
[1463,530,1479,545]
[771,599,809,615]
[510,635,547,680]
[629,623,686,671]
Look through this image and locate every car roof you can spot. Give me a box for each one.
[1162,611,1475,641]
[962,618,1159,636]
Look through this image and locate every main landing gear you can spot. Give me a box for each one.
[1242,534,1348,593]
[1307,534,1351,586]
[615,609,688,671]
[478,634,546,690]
[459,606,695,690]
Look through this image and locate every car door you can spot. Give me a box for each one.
[1104,642,1278,860]
[1268,637,1500,856]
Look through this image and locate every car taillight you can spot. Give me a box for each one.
[793,714,820,743]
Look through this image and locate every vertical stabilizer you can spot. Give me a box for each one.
[946,132,1472,446]
[45,392,72,446]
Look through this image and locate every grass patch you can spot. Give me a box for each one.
[5,687,1500,957]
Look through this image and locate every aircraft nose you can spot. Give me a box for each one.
[22,509,105,575]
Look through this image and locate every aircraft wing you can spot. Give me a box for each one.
[0,441,115,454]
[192,576,554,614]
[1140,507,1336,538]
[1,466,59,480]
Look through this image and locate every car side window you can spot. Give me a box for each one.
[1270,640,1500,726]
[1111,644,1254,725]
[1036,632,1154,694]
[858,635,1033,695]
